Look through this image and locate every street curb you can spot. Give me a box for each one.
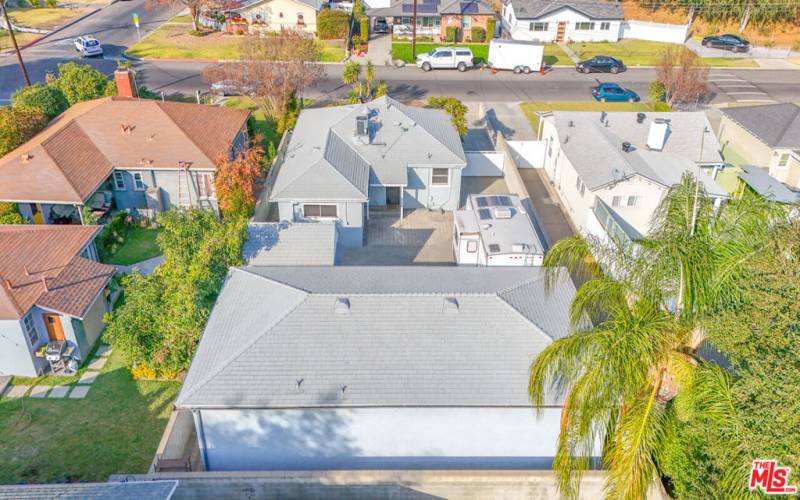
[128,56,349,65]
[18,0,120,51]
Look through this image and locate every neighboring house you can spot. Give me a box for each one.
[454,193,545,266]
[718,103,800,190]
[367,0,495,41]
[268,96,466,247]
[539,111,728,242]
[224,0,327,34]
[0,69,250,225]
[500,0,623,42]
[176,265,584,471]
[735,164,799,205]
[0,225,115,377]
[244,222,338,265]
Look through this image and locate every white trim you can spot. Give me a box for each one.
[133,172,146,191]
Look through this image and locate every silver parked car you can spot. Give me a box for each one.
[74,35,103,57]
[416,47,473,72]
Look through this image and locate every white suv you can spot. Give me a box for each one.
[74,36,103,57]
[416,47,473,72]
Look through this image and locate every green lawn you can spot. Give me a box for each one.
[318,40,345,62]
[104,227,162,266]
[568,39,758,67]
[544,43,571,66]
[520,101,662,133]
[224,96,281,149]
[0,30,39,51]
[127,25,242,60]
[392,42,571,66]
[0,349,180,484]
[8,6,91,30]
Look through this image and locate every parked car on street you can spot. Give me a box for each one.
[74,36,103,57]
[416,47,473,72]
[592,82,640,102]
[576,55,625,74]
[702,34,750,52]
[487,39,543,74]
[210,80,255,96]
[374,18,389,34]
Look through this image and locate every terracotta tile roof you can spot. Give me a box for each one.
[0,225,113,320]
[0,97,250,204]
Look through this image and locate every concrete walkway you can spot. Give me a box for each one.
[352,33,392,66]
[116,255,165,276]
[558,42,580,64]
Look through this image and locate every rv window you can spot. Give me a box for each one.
[466,240,478,253]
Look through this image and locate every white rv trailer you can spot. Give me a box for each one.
[454,193,545,266]
[487,39,544,74]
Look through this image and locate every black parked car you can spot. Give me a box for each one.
[702,34,750,52]
[575,56,625,74]
[374,18,389,34]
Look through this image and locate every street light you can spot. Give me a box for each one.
[0,1,31,86]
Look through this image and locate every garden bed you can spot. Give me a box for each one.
[97,213,162,266]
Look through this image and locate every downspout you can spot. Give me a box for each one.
[192,410,210,471]
[77,204,85,225]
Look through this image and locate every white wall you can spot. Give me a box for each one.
[620,20,688,44]
[502,4,620,42]
[507,140,545,168]
[0,319,38,377]
[404,167,462,211]
[197,407,579,471]
[463,152,505,177]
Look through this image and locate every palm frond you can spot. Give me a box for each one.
[542,235,601,292]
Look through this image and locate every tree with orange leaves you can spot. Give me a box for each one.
[215,142,265,218]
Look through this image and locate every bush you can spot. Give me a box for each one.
[486,17,495,39]
[351,34,362,47]
[648,79,666,103]
[427,96,468,137]
[11,83,69,120]
[0,106,48,157]
[97,211,130,260]
[359,17,369,38]
[470,26,486,43]
[54,62,116,106]
[45,0,57,7]
[445,26,459,43]
[0,203,25,224]
[316,9,349,39]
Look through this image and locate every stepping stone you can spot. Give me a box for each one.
[77,371,99,385]
[48,385,71,398]
[3,385,29,399]
[87,357,107,371]
[68,386,90,399]
[29,385,51,398]
[95,345,111,357]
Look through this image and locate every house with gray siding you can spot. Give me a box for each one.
[0,71,250,225]
[0,225,115,377]
[177,266,590,471]
[269,96,466,247]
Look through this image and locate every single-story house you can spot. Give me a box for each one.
[0,69,250,225]
[538,111,728,242]
[177,265,586,471]
[501,0,623,42]
[367,0,495,41]
[224,0,327,34]
[244,222,338,265]
[718,103,800,191]
[268,95,466,247]
[0,225,115,377]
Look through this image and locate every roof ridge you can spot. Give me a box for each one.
[326,129,371,195]
[393,100,465,160]
[178,268,309,404]
[39,120,93,203]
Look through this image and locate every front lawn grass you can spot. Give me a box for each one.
[544,43,571,66]
[8,6,92,30]
[520,100,663,133]
[104,226,162,266]
[318,39,345,62]
[700,57,759,67]
[568,39,759,67]
[127,25,242,60]
[0,349,180,484]
[0,29,39,50]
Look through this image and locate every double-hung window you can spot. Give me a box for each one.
[303,204,337,218]
[529,22,548,32]
[23,313,38,346]
[600,21,611,30]
[113,171,126,190]
[431,168,449,186]
[612,195,622,207]
[133,172,145,191]
[627,196,640,207]
[778,153,790,167]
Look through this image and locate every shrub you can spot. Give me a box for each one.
[11,83,68,119]
[351,34,363,47]
[316,9,349,39]
[486,17,495,39]
[359,17,369,38]
[470,26,486,43]
[54,62,115,105]
[648,79,666,103]
[427,96,468,137]
[445,26,459,43]
[45,0,57,7]
[0,203,25,224]
[0,106,48,157]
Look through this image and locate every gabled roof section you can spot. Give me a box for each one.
[738,164,800,204]
[41,121,113,202]
[176,266,577,408]
[244,222,337,266]
[508,0,623,19]
[721,103,800,149]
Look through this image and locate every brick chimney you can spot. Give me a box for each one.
[115,68,138,98]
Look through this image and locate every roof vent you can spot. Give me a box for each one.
[636,112,646,124]
[568,120,575,127]
[296,378,304,391]
[622,141,632,153]
[334,297,351,314]
[443,297,459,314]
[647,118,670,151]
[600,111,607,123]
[20,153,31,163]
[119,124,134,134]
[356,115,369,143]
[511,243,529,253]
[493,207,512,219]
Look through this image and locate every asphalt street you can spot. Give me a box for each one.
[2,0,800,105]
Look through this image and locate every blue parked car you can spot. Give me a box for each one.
[592,82,640,103]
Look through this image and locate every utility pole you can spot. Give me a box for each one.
[411,0,417,60]
[1,0,30,86]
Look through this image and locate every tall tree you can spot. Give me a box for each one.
[655,46,708,107]
[215,143,265,218]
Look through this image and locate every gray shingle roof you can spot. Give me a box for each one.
[229,0,327,12]
[244,222,337,266]
[721,103,800,149]
[0,481,178,500]
[368,0,494,17]
[177,266,576,409]
[508,0,623,19]
[549,111,727,196]
[270,96,465,201]
[738,164,800,204]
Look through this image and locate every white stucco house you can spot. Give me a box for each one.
[268,96,466,247]
[500,0,623,42]
[224,0,328,34]
[177,265,585,471]
[538,111,728,244]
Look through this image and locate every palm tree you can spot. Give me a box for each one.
[530,174,781,499]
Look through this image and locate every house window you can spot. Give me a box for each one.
[466,240,478,253]
[529,22,548,31]
[627,196,640,207]
[197,173,215,198]
[778,153,790,167]
[113,171,126,190]
[575,22,595,30]
[297,13,304,25]
[303,204,337,218]
[575,177,585,197]
[431,168,449,186]
[600,21,611,30]
[23,313,38,346]
[612,195,622,207]
[133,172,145,191]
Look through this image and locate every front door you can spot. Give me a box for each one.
[30,203,43,224]
[556,21,566,42]
[43,314,65,341]
[386,186,401,206]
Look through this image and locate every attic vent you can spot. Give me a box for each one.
[443,297,459,314]
[636,112,646,124]
[647,118,670,151]
[493,207,512,219]
[488,243,501,253]
[334,297,350,314]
